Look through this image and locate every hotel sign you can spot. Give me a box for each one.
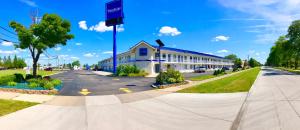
[105,0,124,26]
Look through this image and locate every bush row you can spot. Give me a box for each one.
[213,68,226,76]
[116,65,148,77]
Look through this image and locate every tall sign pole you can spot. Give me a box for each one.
[113,25,117,73]
[105,0,124,74]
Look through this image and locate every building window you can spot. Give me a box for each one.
[184,65,187,69]
[178,55,181,62]
[162,53,166,59]
[168,54,171,62]
[139,48,147,56]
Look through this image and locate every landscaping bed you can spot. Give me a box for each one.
[0,73,62,95]
[153,68,186,89]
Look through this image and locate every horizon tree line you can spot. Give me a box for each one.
[0,55,27,69]
[266,20,300,69]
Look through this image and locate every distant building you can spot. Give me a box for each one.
[98,41,234,75]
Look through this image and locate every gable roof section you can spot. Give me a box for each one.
[150,45,225,59]
[130,40,156,50]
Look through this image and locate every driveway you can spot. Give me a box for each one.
[51,70,155,96]
[234,67,300,130]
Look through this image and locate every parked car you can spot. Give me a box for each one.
[44,67,53,71]
[194,67,206,73]
[222,67,230,70]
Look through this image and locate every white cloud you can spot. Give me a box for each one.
[217,49,229,53]
[17,48,26,52]
[217,0,300,44]
[83,53,94,58]
[19,0,37,7]
[54,47,61,51]
[0,49,18,54]
[102,51,113,54]
[213,35,230,42]
[158,26,181,36]
[89,21,124,32]
[78,21,88,30]
[75,43,82,46]
[1,41,14,46]
[59,55,69,59]
[71,57,79,60]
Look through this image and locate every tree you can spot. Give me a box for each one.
[249,58,261,67]
[9,14,74,77]
[13,55,18,68]
[225,54,242,68]
[287,20,300,69]
[225,54,238,61]
[0,57,2,67]
[72,60,80,67]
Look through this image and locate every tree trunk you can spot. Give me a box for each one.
[32,60,37,77]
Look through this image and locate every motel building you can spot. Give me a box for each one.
[98,41,234,75]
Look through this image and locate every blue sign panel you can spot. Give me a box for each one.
[106,0,124,20]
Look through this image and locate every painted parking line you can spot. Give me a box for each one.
[79,88,91,95]
[112,78,120,81]
[119,88,132,93]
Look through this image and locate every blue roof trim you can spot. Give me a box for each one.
[151,45,225,59]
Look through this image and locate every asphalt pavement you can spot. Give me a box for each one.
[51,70,155,96]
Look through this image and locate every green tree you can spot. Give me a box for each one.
[0,57,2,67]
[72,60,80,67]
[287,20,300,69]
[249,58,261,67]
[225,54,242,68]
[225,54,238,61]
[13,55,18,68]
[9,14,74,77]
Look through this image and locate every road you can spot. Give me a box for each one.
[234,67,300,130]
[51,70,155,96]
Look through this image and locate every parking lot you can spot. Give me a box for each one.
[51,70,155,96]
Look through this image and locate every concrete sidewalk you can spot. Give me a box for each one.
[234,68,300,130]
[0,93,247,130]
[0,91,55,103]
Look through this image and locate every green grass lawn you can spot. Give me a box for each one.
[178,67,261,93]
[0,99,38,116]
[0,69,62,77]
[189,75,217,81]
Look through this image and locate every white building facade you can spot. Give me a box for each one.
[98,41,234,75]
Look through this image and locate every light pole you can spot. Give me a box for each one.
[155,39,165,73]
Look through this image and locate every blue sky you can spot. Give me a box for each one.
[0,0,300,66]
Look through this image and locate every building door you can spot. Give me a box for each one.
[155,64,160,73]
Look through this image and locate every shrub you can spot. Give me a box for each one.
[25,74,34,80]
[25,74,42,80]
[43,76,51,80]
[14,73,25,83]
[128,70,148,77]
[213,69,226,76]
[7,81,17,86]
[116,65,144,77]
[0,75,16,85]
[156,69,184,85]
[28,82,39,88]
[51,79,62,86]
[44,82,54,90]
[167,78,176,84]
